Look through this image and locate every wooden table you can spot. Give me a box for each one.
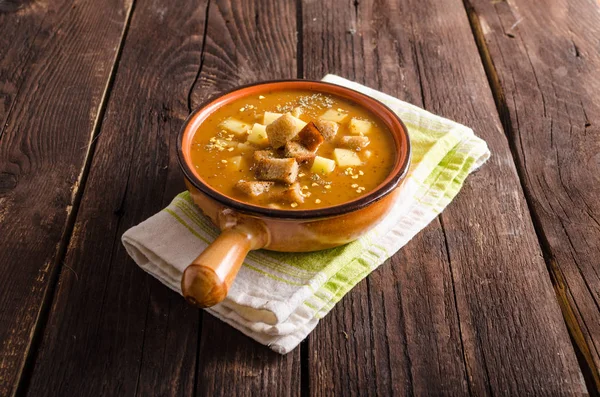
[1,0,599,395]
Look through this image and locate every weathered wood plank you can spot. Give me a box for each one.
[0,1,133,395]
[190,1,301,395]
[302,0,586,394]
[22,1,207,395]
[466,0,600,389]
[197,316,300,397]
[301,2,471,395]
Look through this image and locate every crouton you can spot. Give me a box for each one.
[270,182,305,204]
[296,122,324,151]
[235,180,274,197]
[254,157,299,184]
[284,141,316,165]
[339,135,370,150]
[253,150,275,162]
[313,119,339,141]
[266,114,305,148]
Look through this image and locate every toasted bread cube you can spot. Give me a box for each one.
[228,155,243,171]
[296,122,324,151]
[255,157,299,184]
[253,149,275,162]
[349,118,372,135]
[310,155,336,174]
[313,119,339,141]
[247,123,269,146]
[271,182,305,204]
[235,180,274,197]
[339,135,370,150]
[334,148,362,167]
[266,114,305,149]
[283,182,305,204]
[263,111,283,125]
[319,109,348,123]
[285,141,316,165]
[219,118,250,136]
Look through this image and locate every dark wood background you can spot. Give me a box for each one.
[0,0,598,395]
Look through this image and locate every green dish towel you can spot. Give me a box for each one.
[122,75,490,354]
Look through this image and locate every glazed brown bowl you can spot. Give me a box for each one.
[177,80,411,308]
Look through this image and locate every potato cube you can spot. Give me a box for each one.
[333,148,362,167]
[310,156,336,174]
[219,118,250,136]
[237,142,253,153]
[349,118,372,135]
[266,114,306,148]
[285,113,307,129]
[247,123,269,146]
[291,107,303,118]
[229,155,243,171]
[263,111,283,125]
[319,109,348,123]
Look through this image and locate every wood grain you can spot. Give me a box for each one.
[0,1,132,395]
[4,0,595,394]
[197,316,300,397]
[22,1,207,395]
[302,0,587,394]
[189,1,301,395]
[466,0,600,389]
[302,2,471,395]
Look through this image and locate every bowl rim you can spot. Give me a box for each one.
[177,79,411,220]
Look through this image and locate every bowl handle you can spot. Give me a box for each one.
[181,221,267,308]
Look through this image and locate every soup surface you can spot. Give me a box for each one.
[190,89,396,210]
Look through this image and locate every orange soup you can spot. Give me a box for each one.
[190,90,396,209]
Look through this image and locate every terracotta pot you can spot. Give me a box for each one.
[177,80,411,308]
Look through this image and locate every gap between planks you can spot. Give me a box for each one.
[296,0,310,394]
[461,0,600,393]
[186,1,212,115]
[12,1,138,396]
[189,1,212,395]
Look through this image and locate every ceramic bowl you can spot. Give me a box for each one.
[177,80,411,308]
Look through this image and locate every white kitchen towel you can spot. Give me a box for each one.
[122,74,490,353]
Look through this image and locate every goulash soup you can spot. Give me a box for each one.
[189,90,396,210]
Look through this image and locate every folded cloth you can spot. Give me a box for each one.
[122,75,490,354]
